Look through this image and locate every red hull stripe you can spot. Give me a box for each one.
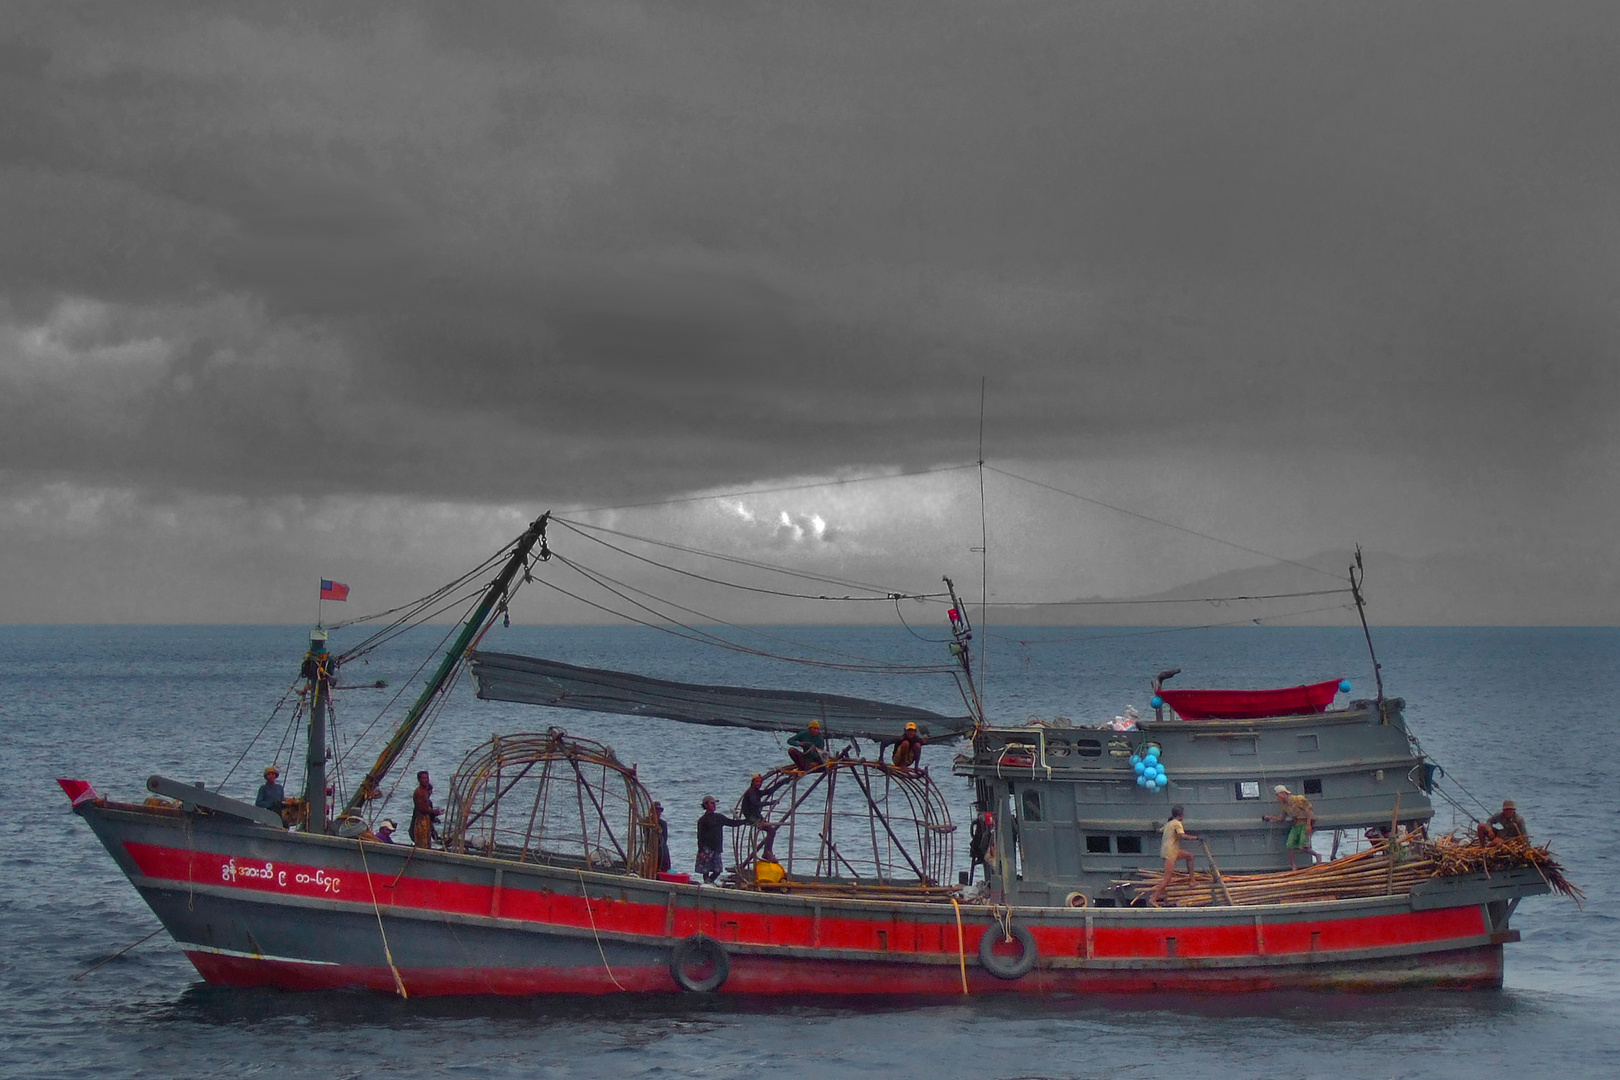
[185,947,1505,997]
[125,841,1486,961]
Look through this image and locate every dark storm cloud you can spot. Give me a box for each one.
[3,1,1619,507]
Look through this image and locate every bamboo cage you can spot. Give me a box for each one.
[442,728,659,876]
[727,760,955,895]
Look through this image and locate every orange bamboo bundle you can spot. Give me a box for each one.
[1130,835,1581,908]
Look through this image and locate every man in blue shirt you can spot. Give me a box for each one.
[255,766,286,815]
[787,720,827,771]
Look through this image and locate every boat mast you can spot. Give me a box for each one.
[340,512,551,820]
[1348,545,1388,720]
[943,576,984,725]
[303,629,333,832]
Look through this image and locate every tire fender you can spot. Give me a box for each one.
[669,934,730,992]
[977,922,1038,980]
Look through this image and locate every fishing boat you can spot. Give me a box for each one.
[62,513,1573,996]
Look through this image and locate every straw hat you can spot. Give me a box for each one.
[264,765,279,778]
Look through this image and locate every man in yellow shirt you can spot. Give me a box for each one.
[1149,804,1199,906]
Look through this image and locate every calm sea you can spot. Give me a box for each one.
[2,624,1615,1079]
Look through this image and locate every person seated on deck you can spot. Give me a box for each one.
[1263,785,1315,870]
[1149,804,1200,906]
[695,796,745,883]
[891,723,925,770]
[255,766,286,815]
[787,721,828,771]
[411,770,443,848]
[1476,800,1529,845]
[376,819,398,844]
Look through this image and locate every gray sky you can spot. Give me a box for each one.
[3,2,1617,624]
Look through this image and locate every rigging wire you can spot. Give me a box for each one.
[979,587,1354,608]
[323,545,505,633]
[987,602,1357,647]
[551,516,940,599]
[560,462,978,515]
[531,569,956,675]
[551,516,943,603]
[550,552,957,674]
[216,680,304,792]
[984,464,1350,583]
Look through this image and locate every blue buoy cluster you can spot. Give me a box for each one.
[1132,744,1168,792]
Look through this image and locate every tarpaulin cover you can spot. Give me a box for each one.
[469,651,973,742]
[1158,679,1344,720]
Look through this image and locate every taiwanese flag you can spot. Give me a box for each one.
[320,579,350,601]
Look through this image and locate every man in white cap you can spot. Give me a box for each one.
[1263,785,1315,869]
[376,819,398,844]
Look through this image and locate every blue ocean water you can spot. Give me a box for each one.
[1,624,1616,1079]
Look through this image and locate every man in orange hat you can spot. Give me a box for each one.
[255,766,286,814]
[787,720,827,771]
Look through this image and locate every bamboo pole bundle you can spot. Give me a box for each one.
[1129,836,1580,907]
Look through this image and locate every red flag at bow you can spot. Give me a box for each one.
[320,579,350,601]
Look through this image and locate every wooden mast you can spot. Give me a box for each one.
[339,512,550,820]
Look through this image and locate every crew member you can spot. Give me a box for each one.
[652,802,672,873]
[1476,799,1529,845]
[787,720,827,771]
[695,795,745,883]
[255,766,286,814]
[410,770,442,848]
[1263,785,1315,870]
[1149,804,1200,906]
[738,774,781,861]
[740,775,767,822]
[376,819,398,844]
[891,723,925,770]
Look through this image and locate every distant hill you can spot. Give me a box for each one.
[990,551,1620,626]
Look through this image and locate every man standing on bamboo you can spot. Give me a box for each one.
[1149,805,1199,906]
[1265,785,1315,869]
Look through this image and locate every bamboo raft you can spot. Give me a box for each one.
[1131,836,1583,907]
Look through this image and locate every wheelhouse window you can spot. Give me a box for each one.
[1116,835,1143,854]
[1021,788,1044,822]
[1085,835,1112,854]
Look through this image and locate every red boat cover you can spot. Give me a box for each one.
[1158,679,1343,720]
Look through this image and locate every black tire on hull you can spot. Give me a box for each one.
[978,922,1038,980]
[670,934,730,992]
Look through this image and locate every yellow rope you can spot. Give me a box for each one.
[358,839,408,998]
[950,898,969,995]
[577,870,628,991]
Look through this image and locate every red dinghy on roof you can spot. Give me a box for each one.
[1158,679,1344,720]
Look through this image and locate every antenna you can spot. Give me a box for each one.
[977,376,988,715]
[1348,546,1387,721]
